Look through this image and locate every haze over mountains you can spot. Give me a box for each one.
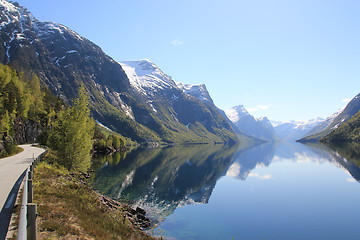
[225,93,360,142]
[0,0,359,144]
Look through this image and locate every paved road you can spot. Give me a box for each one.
[0,144,45,213]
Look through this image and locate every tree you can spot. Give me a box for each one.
[49,86,95,172]
[112,136,121,150]
[0,111,11,137]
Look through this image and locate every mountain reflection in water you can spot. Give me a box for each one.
[91,144,242,223]
[91,142,360,240]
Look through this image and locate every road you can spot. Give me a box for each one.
[0,144,45,216]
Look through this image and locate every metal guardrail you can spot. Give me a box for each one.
[17,150,47,240]
[17,167,28,240]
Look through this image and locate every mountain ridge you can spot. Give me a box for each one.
[225,105,278,142]
[299,93,360,142]
[0,0,238,144]
[273,118,325,142]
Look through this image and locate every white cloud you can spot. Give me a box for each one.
[346,178,356,183]
[226,162,240,178]
[342,98,352,103]
[257,105,271,110]
[247,104,272,112]
[170,39,185,46]
[248,172,273,180]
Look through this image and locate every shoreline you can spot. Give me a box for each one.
[32,162,157,239]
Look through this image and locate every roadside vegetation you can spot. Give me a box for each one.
[33,161,156,240]
[0,63,61,157]
[0,64,147,238]
[0,145,23,158]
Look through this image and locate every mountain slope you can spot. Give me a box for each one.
[274,118,324,142]
[299,93,360,142]
[120,60,238,143]
[0,1,237,144]
[300,108,343,140]
[225,105,278,142]
[0,0,159,142]
[321,111,360,142]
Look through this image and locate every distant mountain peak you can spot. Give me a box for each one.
[225,105,277,142]
[225,105,250,123]
[272,117,326,142]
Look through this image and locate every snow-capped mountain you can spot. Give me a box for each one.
[300,92,360,142]
[120,59,178,96]
[175,82,213,104]
[301,109,343,140]
[273,118,325,142]
[0,0,237,143]
[226,105,250,123]
[225,105,278,142]
[118,59,239,143]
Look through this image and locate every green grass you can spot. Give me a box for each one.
[0,146,24,158]
[33,161,156,240]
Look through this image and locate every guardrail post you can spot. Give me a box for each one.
[27,179,33,204]
[28,171,33,179]
[30,163,34,174]
[27,203,37,240]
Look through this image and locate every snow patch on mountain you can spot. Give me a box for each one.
[225,105,249,123]
[226,105,277,142]
[176,82,212,103]
[302,107,345,138]
[0,0,85,64]
[120,59,177,96]
[0,0,17,12]
[273,117,325,141]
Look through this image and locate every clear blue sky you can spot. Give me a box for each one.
[16,0,360,122]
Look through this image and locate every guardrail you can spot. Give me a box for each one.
[17,150,46,240]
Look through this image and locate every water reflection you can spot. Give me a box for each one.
[91,142,360,239]
[226,143,276,180]
[307,142,360,182]
[91,144,244,223]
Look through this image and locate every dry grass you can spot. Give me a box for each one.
[34,162,156,240]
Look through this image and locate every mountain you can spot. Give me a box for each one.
[273,118,324,142]
[299,93,360,142]
[119,59,238,143]
[225,105,278,142]
[321,111,360,142]
[300,108,343,140]
[175,82,256,143]
[175,82,213,104]
[0,1,237,144]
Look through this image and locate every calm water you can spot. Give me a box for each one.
[91,142,360,240]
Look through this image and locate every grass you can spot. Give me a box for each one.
[0,146,24,159]
[33,161,157,240]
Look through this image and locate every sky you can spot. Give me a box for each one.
[16,0,360,122]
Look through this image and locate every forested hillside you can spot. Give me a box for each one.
[321,111,360,142]
[0,63,61,156]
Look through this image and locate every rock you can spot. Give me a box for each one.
[136,207,146,216]
[13,119,44,144]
